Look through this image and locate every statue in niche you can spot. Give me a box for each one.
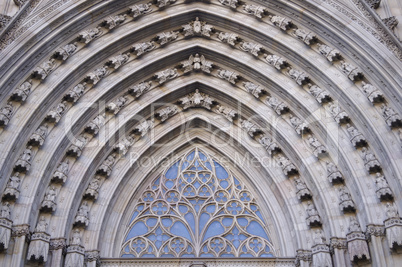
[218,69,239,84]
[106,96,128,114]
[243,4,266,18]
[265,54,287,70]
[35,216,48,233]
[293,28,317,45]
[361,82,383,103]
[0,202,10,219]
[29,124,48,146]
[53,43,78,61]
[313,229,326,245]
[46,101,67,123]
[381,104,401,128]
[75,201,89,227]
[156,31,178,45]
[243,82,263,98]
[85,176,101,200]
[64,83,86,103]
[154,68,178,84]
[134,119,154,137]
[270,15,292,30]
[67,135,88,158]
[32,59,56,80]
[15,146,32,172]
[385,203,399,219]
[129,81,152,97]
[182,17,213,37]
[316,43,340,62]
[85,67,107,85]
[181,54,213,73]
[240,41,262,56]
[157,106,178,122]
[52,160,69,183]
[106,53,130,69]
[11,80,32,102]
[308,84,331,104]
[289,115,309,135]
[44,186,57,202]
[0,102,14,126]
[307,135,327,157]
[266,96,288,115]
[218,0,238,9]
[360,147,381,173]
[348,217,361,232]
[78,27,102,43]
[70,229,82,246]
[131,41,155,56]
[101,15,126,30]
[218,32,239,46]
[128,3,152,18]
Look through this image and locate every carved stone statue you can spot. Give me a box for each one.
[156,31,178,45]
[243,4,266,18]
[67,135,88,158]
[365,0,381,9]
[181,54,213,73]
[74,201,90,227]
[317,43,341,62]
[156,0,176,8]
[361,82,383,103]
[45,101,67,123]
[308,84,331,104]
[85,176,101,200]
[306,201,321,227]
[328,103,349,124]
[85,114,105,135]
[307,135,327,157]
[346,124,367,148]
[154,68,178,84]
[106,96,128,115]
[218,69,239,84]
[71,229,82,245]
[128,3,152,18]
[0,102,14,126]
[338,187,356,213]
[35,216,48,233]
[241,120,261,137]
[63,83,86,102]
[3,172,21,200]
[129,81,152,97]
[105,53,130,69]
[340,61,363,81]
[270,15,292,30]
[243,82,263,98]
[85,67,107,85]
[294,177,312,201]
[53,43,78,61]
[288,68,309,85]
[101,15,126,30]
[313,229,326,245]
[215,105,237,123]
[52,160,69,184]
[384,202,402,250]
[266,96,289,115]
[134,119,154,137]
[381,104,401,128]
[78,27,102,43]
[32,59,56,80]
[218,0,238,9]
[11,80,32,102]
[265,54,287,70]
[97,154,116,177]
[258,135,280,155]
[385,203,399,219]
[41,185,57,212]
[382,16,399,31]
[375,173,393,201]
[347,217,370,262]
[326,161,343,184]
[0,202,10,219]
[293,29,317,45]
[156,106,178,122]
[218,32,238,46]
[240,41,262,56]
[131,41,156,56]
[182,17,213,37]
[28,124,48,146]
[179,89,214,110]
[348,217,362,233]
[289,115,309,135]
[360,147,381,173]
[14,146,32,173]
[276,156,298,176]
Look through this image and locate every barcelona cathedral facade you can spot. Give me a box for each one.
[0,0,401,266]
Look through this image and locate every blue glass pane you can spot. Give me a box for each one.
[143,254,155,258]
[255,211,264,222]
[184,212,196,233]
[165,161,180,180]
[222,254,235,257]
[246,221,269,240]
[199,152,207,161]
[182,254,195,258]
[222,217,233,227]
[203,221,224,242]
[214,161,228,179]
[238,218,248,227]
[199,213,210,233]
[146,218,157,227]
[171,221,192,242]
[261,253,274,257]
[121,254,134,258]
[125,221,147,241]
[162,218,172,227]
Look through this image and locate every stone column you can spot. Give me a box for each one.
[49,237,66,267]
[10,224,30,267]
[295,249,311,267]
[85,250,100,267]
[366,224,386,266]
[330,237,349,267]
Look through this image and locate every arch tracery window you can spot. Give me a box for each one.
[121,148,275,258]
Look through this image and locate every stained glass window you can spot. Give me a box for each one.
[121,148,275,258]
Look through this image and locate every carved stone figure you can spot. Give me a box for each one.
[84,176,101,200]
[128,3,152,18]
[382,16,399,31]
[326,161,343,184]
[306,201,321,227]
[307,135,327,157]
[293,29,317,45]
[361,82,384,103]
[243,82,263,98]
[288,68,309,85]
[346,217,370,262]
[156,0,176,8]
[28,124,48,146]
[215,105,237,122]
[317,43,341,62]
[338,187,356,213]
[67,135,88,158]
[85,114,105,135]
[3,172,20,200]
[63,83,86,102]
[384,202,402,249]
[294,177,312,201]
[328,103,349,124]
[0,102,13,126]
[27,229,50,262]
[156,31,178,45]
[101,15,126,30]
[243,4,266,18]
[129,81,152,97]
[346,124,367,148]
[74,201,89,227]
[179,89,214,110]
[45,101,67,124]
[14,146,32,173]
[266,96,289,115]
[11,80,32,102]
[134,119,154,137]
[277,155,298,176]
[85,67,107,85]
[181,54,213,73]
[375,173,393,201]
[154,68,178,84]
[381,104,401,128]
[259,135,280,155]
[71,229,82,246]
[270,15,292,30]
[97,154,116,177]
[313,229,326,245]
[131,41,156,56]
[217,69,239,84]
[106,96,128,115]
[365,0,381,9]
[311,230,331,267]
[348,217,361,232]
[52,160,69,184]
[78,27,102,43]
[156,106,178,122]
[41,186,57,212]
[32,59,56,80]
[182,17,213,37]
[360,147,381,173]
[105,53,130,69]
[35,216,48,233]
[265,54,287,70]
[385,203,399,219]
[53,43,77,60]
[308,84,331,104]
[240,42,262,56]
[219,0,238,9]
[289,115,309,135]
[114,136,135,155]
[241,120,261,137]
[340,61,363,81]
[218,32,238,46]
[0,202,10,219]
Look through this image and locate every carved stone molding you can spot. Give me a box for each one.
[50,237,66,251]
[12,224,30,239]
[295,249,312,267]
[330,237,347,251]
[365,224,385,240]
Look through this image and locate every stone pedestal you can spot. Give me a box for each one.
[27,232,50,262]
[384,217,402,249]
[0,218,12,250]
[346,231,370,263]
[311,244,332,267]
[65,244,85,267]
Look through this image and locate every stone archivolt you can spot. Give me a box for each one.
[0,0,400,266]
